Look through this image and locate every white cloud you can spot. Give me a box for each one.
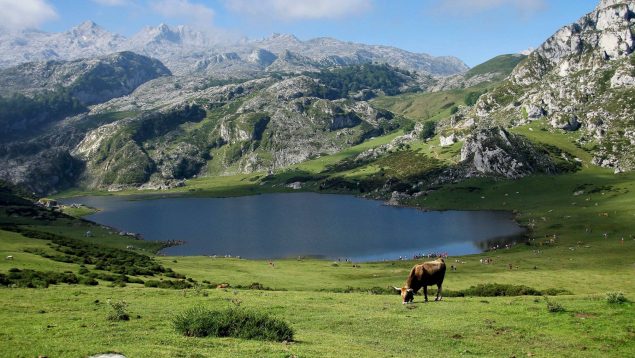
[91,0,131,6]
[434,0,546,17]
[0,0,57,30]
[226,0,372,21]
[150,0,215,27]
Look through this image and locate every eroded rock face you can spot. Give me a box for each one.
[447,0,635,172]
[460,127,557,179]
[512,0,634,85]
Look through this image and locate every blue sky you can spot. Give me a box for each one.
[2,0,599,66]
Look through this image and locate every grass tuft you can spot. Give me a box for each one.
[173,307,293,342]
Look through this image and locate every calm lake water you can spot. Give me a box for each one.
[63,193,525,261]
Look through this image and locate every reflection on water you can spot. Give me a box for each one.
[62,193,526,261]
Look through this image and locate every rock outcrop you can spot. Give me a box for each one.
[459,127,558,179]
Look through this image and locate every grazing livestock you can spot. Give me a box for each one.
[5,255,13,260]
[394,258,446,304]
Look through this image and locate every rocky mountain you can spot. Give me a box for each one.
[0,52,170,139]
[446,0,635,172]
[251,34,468,76]
[0,21,124,68]
[74,70,402,188]
[0,51,170,100]
[0,22,468,77]
[0,62,412,194]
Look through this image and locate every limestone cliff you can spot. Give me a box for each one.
[447,0,635,172]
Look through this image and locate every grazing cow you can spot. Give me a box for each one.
[5,255,13,260]
[394,258,446,304]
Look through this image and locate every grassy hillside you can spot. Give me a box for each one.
[465,54,527,79]
[370,54,526,124]
[371,83,491,123]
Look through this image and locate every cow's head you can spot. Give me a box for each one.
[393,286,415,304]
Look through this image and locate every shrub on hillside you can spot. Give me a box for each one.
[234,282,273,291]
[107,300,130,321]
[541,288,573,296]
[0,269,81,288]
[454,283,542,297]
[79,276,99,286]
[3,225,180,278]
[144,279,192,289]
[545,299,565,313]
[419,120,436,140]
[173,307,294,342]
[606,292,628,304]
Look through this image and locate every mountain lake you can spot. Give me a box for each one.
[61,193,526,261]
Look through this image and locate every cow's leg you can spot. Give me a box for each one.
[435,284,442,301]
[423,286,428,302]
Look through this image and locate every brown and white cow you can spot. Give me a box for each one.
[394,258,446,304]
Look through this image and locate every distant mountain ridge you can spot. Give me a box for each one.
[0,21,468,77]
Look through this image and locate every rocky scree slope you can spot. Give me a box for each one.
[446,0,635,172]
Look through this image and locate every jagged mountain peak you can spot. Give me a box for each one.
[247,48,277,66]
[67,20,121,37]
[75,20,100,31]
[597,0,632,10]
[65,20,125,46]
[129,23,219,49]
[511,0,634,84]
[134,23,183,44]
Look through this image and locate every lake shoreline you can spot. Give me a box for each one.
[60,192,526,262]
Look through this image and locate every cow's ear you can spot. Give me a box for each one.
[406,288,414,293]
